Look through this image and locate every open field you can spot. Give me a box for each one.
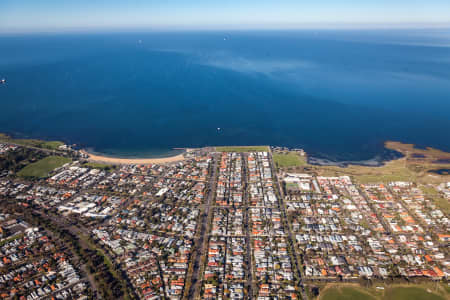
[40,141,65,149]
[317,283,448,300]
[273,152,307,168]
[320,286,375,300]
[17,156,71,178]
[420,185,450,214]
[384,286,446,300]
[316,157,430,184]
[216,145,269,152]
[0,133,64,150]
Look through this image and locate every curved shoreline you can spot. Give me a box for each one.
[80,149,188,165]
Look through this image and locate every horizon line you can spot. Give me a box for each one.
[1,22,450,35]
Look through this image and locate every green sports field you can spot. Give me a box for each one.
[273,152,307,167]
[17,156,71,178]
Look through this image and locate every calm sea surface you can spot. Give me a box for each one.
[0,30,449,160]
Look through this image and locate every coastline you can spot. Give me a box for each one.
[3,129,449,170]
[80,149,188,165]
[299,140,450,185]
[307,147,404,168]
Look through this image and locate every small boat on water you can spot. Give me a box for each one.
[0,79,5,84]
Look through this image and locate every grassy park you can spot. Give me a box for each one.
[17,156,71,178]
[273,152,307,168]
[320,286,375,300]
[0,133,64,150]
[384,286,446,300]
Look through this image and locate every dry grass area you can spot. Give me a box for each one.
[316,282,448,300]
[290,141,450,184]
[385,141,450,164]
[420,185,450,215]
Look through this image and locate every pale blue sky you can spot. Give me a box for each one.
[1,0,450,33]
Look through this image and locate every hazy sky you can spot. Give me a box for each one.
[1,0,450,33]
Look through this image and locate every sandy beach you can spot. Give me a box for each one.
[80,149,187,165]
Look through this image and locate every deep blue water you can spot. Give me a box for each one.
[0,30,450,160]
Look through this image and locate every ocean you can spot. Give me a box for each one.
[0,29,450,161]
